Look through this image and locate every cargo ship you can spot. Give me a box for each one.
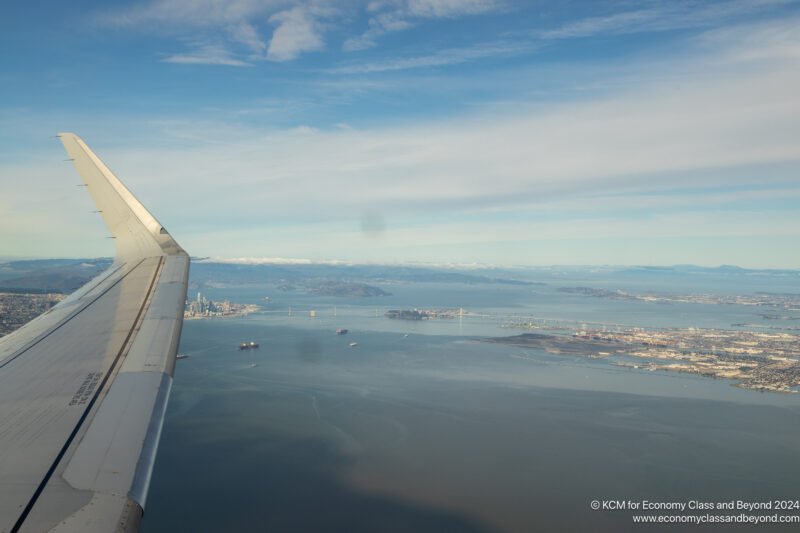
[239,341,259,350]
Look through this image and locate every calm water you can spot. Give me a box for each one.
[142,280,799,532]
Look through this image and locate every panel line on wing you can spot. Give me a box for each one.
[0,261,136,371]
[10,257,165,533]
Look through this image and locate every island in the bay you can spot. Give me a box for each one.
[386,308,466,320]
[277,281,390,297]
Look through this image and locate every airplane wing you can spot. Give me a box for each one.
[0,134,189,532]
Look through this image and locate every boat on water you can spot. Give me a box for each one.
[176,354,190,360]
[349,342,358,347]
[336,328,349,335]
[239,341,259,350]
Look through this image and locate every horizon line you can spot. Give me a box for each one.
[2,256,799,273]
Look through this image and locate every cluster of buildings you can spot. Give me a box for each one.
[0,292,64,336]
[184,292,238,319]
[574,327,800,394]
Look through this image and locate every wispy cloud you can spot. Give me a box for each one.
[230,21,268,57]
[330,40,529,73]
[344,0,507,51]
[72,19,799,238]
[696,15,800,62]
[541,9,662,40]
[162,43,252,66]
[267,6,327,61]
[172,21,798,266]
[343,11,413,52]
[541,0,795,39]
[333,0,798,74]
[96,0,332,64]
[405,0,505,18]
[7,7,800,266]
[92,0,797,69]
[96,0,279,28]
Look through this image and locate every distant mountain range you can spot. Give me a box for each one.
[1,258,796,294]
[0,258,112,293]
[187,260,540,287]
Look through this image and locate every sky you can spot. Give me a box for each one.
[1,0,799,268]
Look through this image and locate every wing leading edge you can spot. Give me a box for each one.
[0,134,189,532]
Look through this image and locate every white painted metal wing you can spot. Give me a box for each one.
[0,134,189,533]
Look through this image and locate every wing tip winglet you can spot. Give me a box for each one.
[59,133,187,260]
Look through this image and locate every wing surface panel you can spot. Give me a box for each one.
[0,134,188,532]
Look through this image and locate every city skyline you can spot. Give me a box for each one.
[2,1,799,268]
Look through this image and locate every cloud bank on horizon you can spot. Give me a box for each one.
[1,0,799,268]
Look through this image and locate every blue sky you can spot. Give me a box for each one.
[1,0,799,267]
